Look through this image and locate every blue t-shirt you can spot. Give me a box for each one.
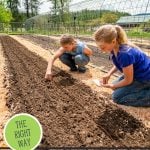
[65,41,85,56]
[111,44,150,81]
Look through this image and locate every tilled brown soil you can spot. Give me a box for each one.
[18,34,150,68]
[18,35,113,71]
[0,36,150,148]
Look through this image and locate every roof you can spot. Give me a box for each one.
[117,14,150,24]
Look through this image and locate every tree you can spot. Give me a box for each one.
[100,12,119,24]
[59,0,71,22]
[6,0,20,22]
[24,0,30,18]
[24,0,42,18]
[0,0,7,6]
[30,0,42,17]
[0,4,12,23]
[48,0,71,23]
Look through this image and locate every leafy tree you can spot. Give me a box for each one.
[0,0,7,6]
[30,0,42,17]
[0,4,12,23]
[24,0,41,18]
[7,0,20,22]
[99,11,130,24]
[48,0,72,23]
[24,0,42,18]
[100,12,119,24]
[24,0,30,18]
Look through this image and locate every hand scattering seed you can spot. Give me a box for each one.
[92,79,102,87]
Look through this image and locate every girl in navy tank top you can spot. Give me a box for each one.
[45,34,92,80]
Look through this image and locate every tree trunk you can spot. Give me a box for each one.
[25,0,30,18]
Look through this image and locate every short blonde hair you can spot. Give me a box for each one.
[94,24,128,45]
[60,34,75,45]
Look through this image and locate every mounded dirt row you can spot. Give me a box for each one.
[0,39,11,147]
[18,35,114,71]
[15,34,150,128]
[0,36,150,148]
[18,34,150,72]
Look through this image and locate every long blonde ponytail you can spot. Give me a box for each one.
[94,24,139,49]
[114,25,128,44]
[94,24,128,44]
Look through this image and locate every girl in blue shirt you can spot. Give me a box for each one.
[94,24,150,107]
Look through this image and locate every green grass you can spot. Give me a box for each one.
[8,32,28,35]
[127,31,150,38]
[1,27,150,40]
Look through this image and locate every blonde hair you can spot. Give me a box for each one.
[94,24,140,49]
[60,34,75,45]
[94,24,128,44]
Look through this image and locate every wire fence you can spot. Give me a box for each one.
[0,0,150,41]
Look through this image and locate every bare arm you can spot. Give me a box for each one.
[83,46,93,56]
[102,64,133,89]
[107,65,118,76]
[113,64,133,88]
[102,65,118,84]
[45,47,65,80]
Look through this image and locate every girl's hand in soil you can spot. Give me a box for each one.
[101,73,111,84]
[45,72,53,81]
[101,83,116,90]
